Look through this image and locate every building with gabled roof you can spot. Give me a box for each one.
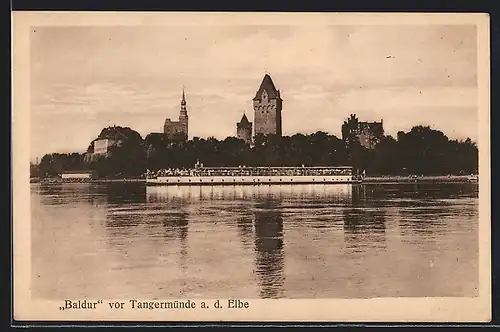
[253,74,283,137]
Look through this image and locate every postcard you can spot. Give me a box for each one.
[12,11,491,322]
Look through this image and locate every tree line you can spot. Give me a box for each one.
[33,125,478,179]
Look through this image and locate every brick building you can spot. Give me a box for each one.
[164,88,189,140]
[342,114,384,149]
[253,74,283,137]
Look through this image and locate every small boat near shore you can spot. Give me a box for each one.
[467,174,479,182]
[30,177,40,183]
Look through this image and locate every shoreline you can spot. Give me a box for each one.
[32,175,478,185]
[362,175,477,184]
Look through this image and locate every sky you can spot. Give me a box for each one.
[30,23,478,161]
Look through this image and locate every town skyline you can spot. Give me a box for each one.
[30,23,478,161]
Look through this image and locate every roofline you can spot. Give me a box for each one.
[253,96,283,101]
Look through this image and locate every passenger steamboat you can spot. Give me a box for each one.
[146,165,360,186]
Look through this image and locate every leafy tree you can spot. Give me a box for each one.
[38,124,479,177]
[88,126,145,178]
[38,153,87,177]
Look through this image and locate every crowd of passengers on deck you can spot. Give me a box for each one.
[58,178,92,183]
[146,166,352,178]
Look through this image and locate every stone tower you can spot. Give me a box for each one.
[163,88,189,140]
[236,113,253,145]
[253,74,283,137]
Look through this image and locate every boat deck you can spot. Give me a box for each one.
[147,175,357,186]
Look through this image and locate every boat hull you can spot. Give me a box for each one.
[146,175,357,186]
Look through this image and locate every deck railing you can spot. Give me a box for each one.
[147,166,353,178]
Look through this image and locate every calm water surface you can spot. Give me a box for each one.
[31,182,479,299]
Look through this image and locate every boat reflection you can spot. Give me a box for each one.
[104,183,147,205]
[146,184,353,202]
[253,199,285,299]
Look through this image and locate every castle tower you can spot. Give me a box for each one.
[341,114,384,149]
[253,74,283,137]
[236,113,253,145]
[179,87,189,136]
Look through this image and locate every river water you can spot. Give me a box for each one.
[30,182,479,299]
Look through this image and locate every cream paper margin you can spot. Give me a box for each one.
[12,11,491,323]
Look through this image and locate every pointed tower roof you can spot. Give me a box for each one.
[240,113,251,124]
[253,74,282,101]
[237,113,252,129]
[181,87,186,105]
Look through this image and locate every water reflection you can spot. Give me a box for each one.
[146,184,353,202]
[357,183,478,203]
[146,185,292,298]
[351,184,366,206]
[104,185,147,230]
[398,205,449,237]
[254,199,285,299]
[343,209,386,250]
[161,211,189,242]
[105,183,146,205]
[343,186,387,252]
[35,183,100,205]
[161,211,190,285]
[31,182,480,299]
[147,184,356,298]
[32,183,149,206]
[236,214,254,249]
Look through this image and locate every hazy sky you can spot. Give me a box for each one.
[30,24,477,160]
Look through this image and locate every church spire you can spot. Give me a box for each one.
[181,86,186,105]
[179,86,188,122]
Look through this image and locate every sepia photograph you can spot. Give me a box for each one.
[12,12,490,322]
